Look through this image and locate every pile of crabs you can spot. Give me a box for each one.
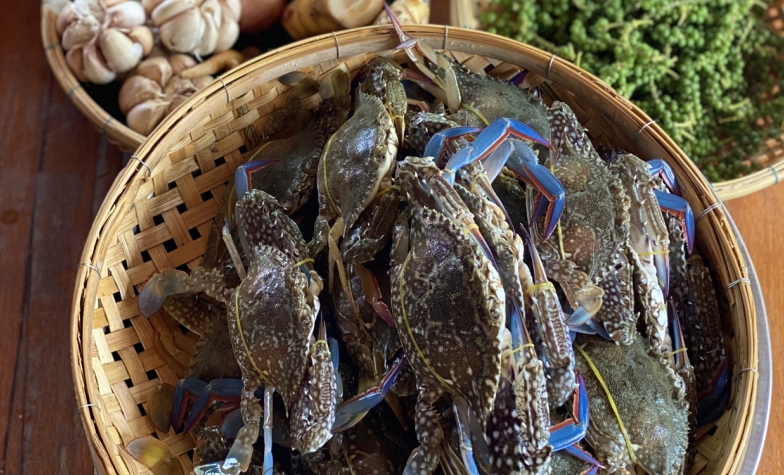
[130,12,731,475]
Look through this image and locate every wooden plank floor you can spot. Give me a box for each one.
[0,1,780,473]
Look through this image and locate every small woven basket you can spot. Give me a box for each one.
[451,0,784,201]
[72,25,759,474]
[41,2,146,152]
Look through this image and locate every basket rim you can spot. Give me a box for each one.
[41,3,145,153]
[71,23,759,474]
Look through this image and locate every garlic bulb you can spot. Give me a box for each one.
[119,54,213,135]
[57,0,153,84]
[145,0,241,57]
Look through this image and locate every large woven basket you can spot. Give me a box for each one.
[72,24,759,474]
[450,0,784,202]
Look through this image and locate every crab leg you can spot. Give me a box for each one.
[221,382,265,475]
[261,387,275,475]
[138,268,227,317]
[234,160,281,198]
[696,357,731,426]
[385,4,442,86]
[452,396,482,475]
[560,444,601,475]
[174,378,244,432]
[648,159,681,196]
[549,372,590,450]
[332,356,407,432]
[654,190,695,254]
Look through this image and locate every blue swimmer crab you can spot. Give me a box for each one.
[574,334,689,474]
[141,188,330,475]
[390,157,594,475]
[529,102,633,343]
[235,67,351,216]
[390,156,506,474]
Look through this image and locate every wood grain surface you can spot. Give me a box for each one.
[0,1,779,473]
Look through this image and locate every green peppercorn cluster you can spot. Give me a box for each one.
[480,0,784,181]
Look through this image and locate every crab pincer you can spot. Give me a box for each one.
[422,118,566,239]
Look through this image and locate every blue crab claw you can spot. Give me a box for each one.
[697,357,731,427]
[507,141,565,239]
[234,159,280,199]
[473,118,551,158]
[332,356,407,432]
[172,377,206,430]
[510,69,528,86]
[561,444,601,475]
[424,126,482,166]
[138,269,194,317]
[654,190,695,253]
[172,378,244,433]
[452,396,482,475]
[126,436,184,474]
[648,159,681,196]
[569,318,613,342]
[550,372,589,450]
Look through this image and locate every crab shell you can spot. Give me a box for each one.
[227,244,318,411]
[575,335,689,474]
[390,202,505,425]
[316,67,400,236]
[438,55,550,139]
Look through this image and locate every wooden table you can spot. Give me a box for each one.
[0,2,779,473]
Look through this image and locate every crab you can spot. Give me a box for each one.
[234,67,351,217]
[141,188,330,475]
[137,70,351,324]
[608,154,673,354]
[525,102,639,344]
[390,156,506,474]
[385,5,549,140]
[445,158,574,409]
[310,57,407,308]
[312,57,405,249]
[573,334,689,474]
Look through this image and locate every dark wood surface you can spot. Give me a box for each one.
[0,1,779,473]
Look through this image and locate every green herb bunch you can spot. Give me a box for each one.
[481,0,784,181]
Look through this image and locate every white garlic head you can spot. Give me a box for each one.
[119,54,213,135]
[146,0,240,57]
[57,0,153,84]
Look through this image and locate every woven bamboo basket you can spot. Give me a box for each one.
[450,0,784,201]
[41,2,146,152]
[72,24,759,474]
